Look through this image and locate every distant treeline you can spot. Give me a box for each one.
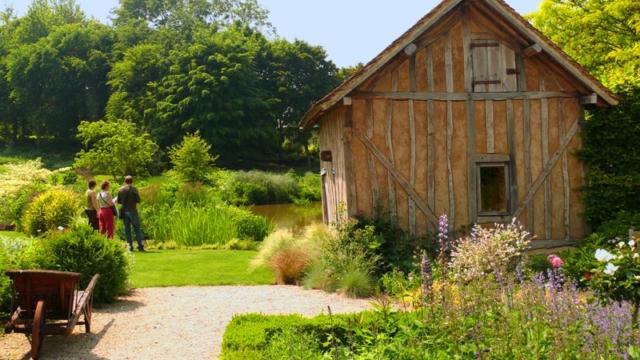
[0,0,361,165]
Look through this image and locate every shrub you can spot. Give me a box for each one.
[252,226,325,285]
[0,159,51,198]
[302,221,382,297]
[590,238,640,325]
[22,187,81,236]
[0,235,47,316]
[227,206,273,242]
[169,132,218,183]
[270,248,312,285]
[294,172,321,204]
[449,219,532,283]
[0,181,49,228]
[44,225,130,303]
[221,170,299,205]
[337,267,374,298]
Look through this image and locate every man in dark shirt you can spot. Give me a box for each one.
[117,175,144,252]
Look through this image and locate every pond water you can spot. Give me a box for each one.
[249,202,323,234]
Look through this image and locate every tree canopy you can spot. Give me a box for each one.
[0,0,340,167]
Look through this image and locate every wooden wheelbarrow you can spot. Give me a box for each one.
[4,270,99,360]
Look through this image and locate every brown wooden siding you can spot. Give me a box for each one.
[318,3,589,245]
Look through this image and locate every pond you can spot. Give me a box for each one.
[249,202,323,234]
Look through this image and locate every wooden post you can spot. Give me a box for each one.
[386,71,399,219]
[540,78,551,240]
[426,46,436,216]
[366,99,380,213]
[445,31,455,230]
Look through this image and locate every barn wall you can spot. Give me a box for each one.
[334,2,588,245]
[319,106,352,223]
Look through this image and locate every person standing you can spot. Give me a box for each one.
[97,180,115,239]
[85,180,99,230]
[118,175,145,252]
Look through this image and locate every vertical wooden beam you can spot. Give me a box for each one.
[462,7,476,224]
[517,52,533,230]
[426,46,436,214]
[506,99,518,212]
[343,107,357,218]
[366,98,380,212]
[485,100,495,153]
[445,31,455,229]
[386,72,398,219]
[540,78,551,240]
[559,100,571,240]
[408,54,417,235]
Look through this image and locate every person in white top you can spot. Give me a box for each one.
[97,180,115,239]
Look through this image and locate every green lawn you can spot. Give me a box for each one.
[129,249,274,288]
[0,231,26,239]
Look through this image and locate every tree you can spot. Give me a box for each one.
[74,120,159,179]
[264,39,339,161]
[169,132,218,183]
[6,22,113,139]
[528,0,640,91]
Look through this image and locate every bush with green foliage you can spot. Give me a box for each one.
[0,181,49,228]
[303,221,381,297]
[221,170,300,205]
[294,172,321,204]
[44,226,130,303]
[169,132,218,183]
[21,187,81,236]
[252,227,322,285]
[0,235,47,316]
[74,120,159,180]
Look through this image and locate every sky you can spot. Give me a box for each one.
[3,0,541,68]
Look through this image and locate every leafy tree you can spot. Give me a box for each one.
[151,25,277,162]
[6,22,113,139]
[169,132,218,183]
[528,0,640,91]
[114,0,273,33]
[74,120,159,179]
[264,39,339,160]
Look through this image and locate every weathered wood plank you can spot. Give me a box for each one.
[559,100,571,240]
[540,79,551,240]
[506,99,518,212]
[386,72,399,218]
[355,132,438,225]
[343,108,357,218]
[462,10,476,225]
[485,100,495,153]
[351,91,580,101]
[514,119,580,218]
[426,46,435,214]
[524,99,533,230]
[365,98,380,212]
[445,31,455,229]
[409,99,417,235]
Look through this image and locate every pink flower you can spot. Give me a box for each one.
[547,254,564,268]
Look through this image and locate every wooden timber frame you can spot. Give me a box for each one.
[306,0,618,249]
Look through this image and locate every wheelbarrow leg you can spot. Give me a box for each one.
[31,300,46,360]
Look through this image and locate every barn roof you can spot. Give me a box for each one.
[300,0,618,129]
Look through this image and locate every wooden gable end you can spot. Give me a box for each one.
[331,2,590,245]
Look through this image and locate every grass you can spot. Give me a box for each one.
[129,249,274,288]
[0,231,25,239]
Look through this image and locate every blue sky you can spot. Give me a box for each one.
[4,0,541,67]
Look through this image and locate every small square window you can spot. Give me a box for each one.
[476,159,511,217]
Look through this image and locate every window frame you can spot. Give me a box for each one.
[475,154,512,220]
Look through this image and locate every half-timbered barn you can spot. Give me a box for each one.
[301,0,618,248]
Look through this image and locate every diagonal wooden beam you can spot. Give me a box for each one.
[354,132,438,226]
[513,119,580,218]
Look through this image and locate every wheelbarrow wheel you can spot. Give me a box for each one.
[31,300,46,360]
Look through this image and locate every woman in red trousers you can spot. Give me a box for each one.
[97,180,115,239]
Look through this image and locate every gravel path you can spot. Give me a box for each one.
[0,286,371,360]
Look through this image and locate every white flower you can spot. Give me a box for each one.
[57,226,65,231]
[604,263,619,276]
[629,240,636,247]
[595,249,615,262]
[618,242,625,248]
[635,275,640,281]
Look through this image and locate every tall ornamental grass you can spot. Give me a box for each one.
[147,204,271,247]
